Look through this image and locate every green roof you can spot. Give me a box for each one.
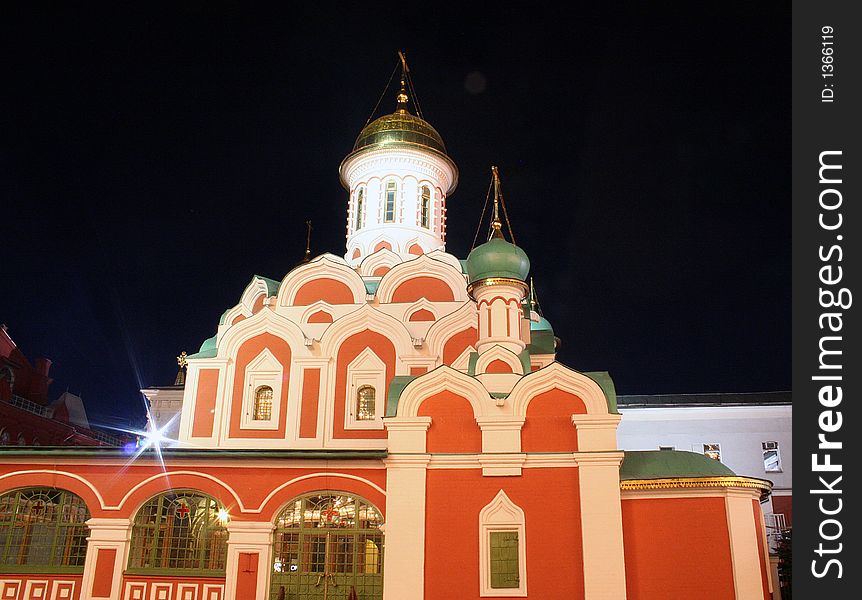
[364,279,380,295]
[386,375,418,416]
[583,371,618,414]
[620,450,737,480]
[188,334,217,359]
[255,275,281,296]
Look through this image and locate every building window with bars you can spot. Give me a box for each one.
[0,488,90,572]
[127,490,228,575]
[355,188,365,231]
[384,181,397,223]
[762,441,782,472]
[356,386,376,421]
[703,443,721,462]
[254,386,273,421]
[420,185,431,228]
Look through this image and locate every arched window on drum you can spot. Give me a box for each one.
[0,488,90,572]
[127,490,228,575]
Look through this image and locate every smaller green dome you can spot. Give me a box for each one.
[530,315,554,334]
[465,238,530,284]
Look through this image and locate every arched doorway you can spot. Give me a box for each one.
[271,492,383,600]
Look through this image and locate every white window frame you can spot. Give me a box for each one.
[344,347,386,430]
[762,440,782,472]
[240,348,283,430]
[479,490,527,597]
[697,442,722,462]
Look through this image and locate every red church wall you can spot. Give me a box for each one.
[417,391,482,454]
[251,295,265,314]
[391,276,455,303]
[228,334,291,439]
[91,548,116,597]
[299,368,320,438]
[441,327,478,365]
[0,463,386,523]
[485,359,512,373]
[236,553,259,599]
[192,369,219,438]
[293,278,355,306]
[0,575,82,600]
[307,310,333,323]
[621,497,735,600]
[332,330,394,439]
[521,389,585,452]
[753,499,771,600]
[424,468,584,599]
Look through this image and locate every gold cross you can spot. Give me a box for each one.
[176,351,188,369]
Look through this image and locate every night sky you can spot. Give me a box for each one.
[2,4,790,430]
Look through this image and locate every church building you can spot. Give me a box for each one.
[0,61,774,600]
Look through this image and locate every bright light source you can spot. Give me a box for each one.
[217,508,230,525]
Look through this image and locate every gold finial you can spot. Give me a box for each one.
[175,351,188,386]
[489,166,504,239]
[302,220,312,263]
[530,277,537,310]
[396,51,410,113]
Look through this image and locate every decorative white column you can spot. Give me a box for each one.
[382,454,430,600]
[223,521,275,600]
[577,453,627,599]
[80,518,131,600]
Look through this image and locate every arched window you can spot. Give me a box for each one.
[355,188,365,231]
[128,490,228,574]
[384,181,397,223]
[271,493,383,599]
[0,488,90,572]
[420,185,431,228]
[356,386,376,421]
[254,385,274,421]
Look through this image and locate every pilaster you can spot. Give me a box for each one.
[223,521,275,600]
[80,518,131,600]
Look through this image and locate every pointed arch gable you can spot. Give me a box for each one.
[509,362,611,417]
[358,247,403,277]
[395,365,491,418]
[425,303,479,360]
[319,304,413,359]
[277,255,366,306]
[475,345,525,376]
[217,309,306,360]
[376,255,468,304]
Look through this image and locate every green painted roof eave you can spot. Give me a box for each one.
[583,370,618,414]
[386,375,418,416]
[620,450,737,479]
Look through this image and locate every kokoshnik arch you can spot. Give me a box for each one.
[0,59,774,600]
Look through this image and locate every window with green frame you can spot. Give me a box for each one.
[0,488,90,573]
[127,490,228,575]
[489,530,520,589]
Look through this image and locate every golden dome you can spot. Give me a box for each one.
[352,109,448,155]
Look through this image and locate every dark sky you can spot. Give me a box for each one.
[2,4,790,430]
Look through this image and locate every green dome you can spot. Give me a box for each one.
[466,237,530,284]
[530,315,554,334]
